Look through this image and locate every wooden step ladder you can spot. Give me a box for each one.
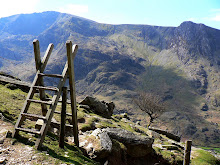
[12,39,79,149]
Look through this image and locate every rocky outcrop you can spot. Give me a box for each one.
[0,75,30,92]
[80,96,115,118]
[79,128,154,161]
[149,127,181,142]
[106,128,153,157]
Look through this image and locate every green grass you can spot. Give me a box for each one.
[42,135,99,165]
[191,149,220,165]
[14,131,99,165]
[200,147,220,154]
[153,146,183,164]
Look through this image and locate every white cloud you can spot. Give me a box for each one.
[210,14,220,21]
[210,8,220,12]
[58,4,88,16]
[0,0,39,18]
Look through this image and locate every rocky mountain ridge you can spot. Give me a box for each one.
[0,11,219,147]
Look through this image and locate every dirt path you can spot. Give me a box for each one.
[0,119,58,165]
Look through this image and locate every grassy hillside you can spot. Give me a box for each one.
[0,12,219,147]
[0,82,219,164]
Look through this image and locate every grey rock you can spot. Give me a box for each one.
[79,128,153,160]
[135,121,141,125]
[6,131,12,138]
[148,127,181,142]
[80,96,115,118]
[0,138,5,144]
[0,157,6,164]
[79,105,90,110]
[79,128,112,160]
[0,113,4,120]
[104,128,153,157]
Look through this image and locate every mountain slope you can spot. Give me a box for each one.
[0,11,219,147]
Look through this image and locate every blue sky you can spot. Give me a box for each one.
[0,0,219,29]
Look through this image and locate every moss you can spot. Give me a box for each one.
[77,111,86,120]
[111,139,127,152]
[79,117,98,131]
[153,146,183,164]
[191,149,220,165]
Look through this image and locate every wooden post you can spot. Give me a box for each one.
[183,140,192,165]
[33,39,54,116]
[66,40,79,147]
[59,87,67,148]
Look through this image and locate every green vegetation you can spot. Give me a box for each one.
[42,136,99,165]
[200,147,220,154]
[153,147,183,164]
[14,129,99,165]
[1,83,219,165]
[191,149,220,165]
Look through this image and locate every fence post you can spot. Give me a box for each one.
[59,87,67,148]
[183,140,192,165]
[66,41,79,147]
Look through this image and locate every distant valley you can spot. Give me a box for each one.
[0,11,219,147]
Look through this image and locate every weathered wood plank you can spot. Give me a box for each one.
[33,39,47,116]
[33,86,59,91]
[54,111,72,116]
[38,73,63,78]
[27,99,52,105]
[35,62,69,149]
[33,39,41,71]
[21,113,46,120]
[66,41,79,147]
[59,87,67,148]
[12,71,40,137]
[15,127,41,135]
[183,140,192,165]
[41,43,54,72]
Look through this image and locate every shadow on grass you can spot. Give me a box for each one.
[15,132,98,165]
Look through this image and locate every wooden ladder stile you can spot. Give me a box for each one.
[12,39,79,150]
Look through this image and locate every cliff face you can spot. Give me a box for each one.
[0,12,219,147]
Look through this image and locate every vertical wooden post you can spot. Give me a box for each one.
[59,87,67,148]
[66,40,79,146]
[183,140,192,165]
[33,39,47,116]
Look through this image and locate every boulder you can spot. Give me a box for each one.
[105,128,153,157]
[0,157,6,164]
[80,96,115,118]
[79,128,154,160]
[148,127,181,142]
[79,128,112,160]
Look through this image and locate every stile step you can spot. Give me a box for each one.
[54,111,72,116]
[38,73,63,78]
[33,86,59,91]
[27,99,52,105]
[21,113,46,120]
[15,127,41,135]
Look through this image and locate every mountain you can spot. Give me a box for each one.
[0,11,219,147]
